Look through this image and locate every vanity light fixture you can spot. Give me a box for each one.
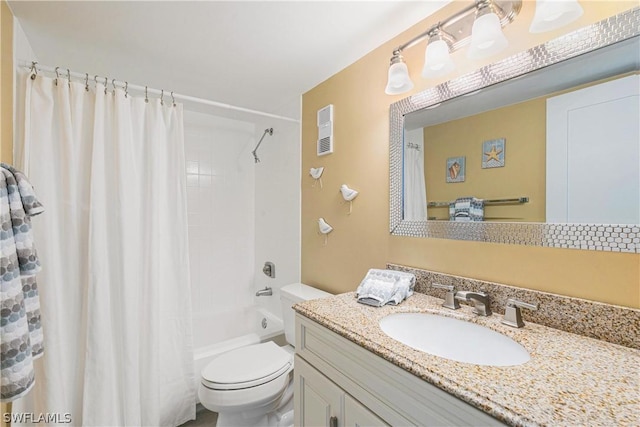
[529,0,584,33]
[385,51,414,95]
[467,2,509,60]
[385,0,523,95]
[422,30,456,78]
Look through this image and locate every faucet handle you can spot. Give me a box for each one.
[431,283,460,310]
[502,298,538,328]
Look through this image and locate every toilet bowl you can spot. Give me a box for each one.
[198,283,331,426]
[198,342,294,427]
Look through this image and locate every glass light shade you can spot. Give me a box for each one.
[385,61,414,95]
[467,12,508,60]
[529,0,584,33]
[422,39,455,78]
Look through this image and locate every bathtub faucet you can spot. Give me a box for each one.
[256,287,273,297]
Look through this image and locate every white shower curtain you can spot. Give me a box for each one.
[403,128,427,221]
[12,71,195,426]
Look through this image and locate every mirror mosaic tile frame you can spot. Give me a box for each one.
[389,8,640,253]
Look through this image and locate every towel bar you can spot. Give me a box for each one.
[427,197,529,208]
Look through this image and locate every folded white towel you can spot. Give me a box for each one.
[356,269,416,307]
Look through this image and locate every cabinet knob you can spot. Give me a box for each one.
[330,415,338,427]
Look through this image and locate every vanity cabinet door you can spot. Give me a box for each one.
[295,355,343,427]
[344,394,389,427]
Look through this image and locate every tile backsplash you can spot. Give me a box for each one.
[388,264,640,349]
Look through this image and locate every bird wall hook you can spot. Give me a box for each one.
[339,184,359,214]
[310,167,324,189]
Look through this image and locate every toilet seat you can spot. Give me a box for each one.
[201,341,292,391]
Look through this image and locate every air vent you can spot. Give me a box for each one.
[317,104,334,156]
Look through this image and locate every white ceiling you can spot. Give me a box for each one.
[9,1,451,120]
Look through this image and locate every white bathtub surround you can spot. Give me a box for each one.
[183,111,301,415]
[253,118,301,319]
[13,71,195,426]
[184,112,257,320]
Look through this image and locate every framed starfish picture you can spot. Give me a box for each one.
[482,138,505,169]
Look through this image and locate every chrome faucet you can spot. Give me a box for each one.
[255,287,273,297]
[455,291,492,316]
[431,283,460,310]
[502,298,538,328]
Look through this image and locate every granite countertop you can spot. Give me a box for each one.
[293,292,640,427]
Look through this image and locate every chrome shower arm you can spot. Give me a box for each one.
[251,127,273,163]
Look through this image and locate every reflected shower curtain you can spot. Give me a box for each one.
[403,130,427,221]
[12,71,195,426]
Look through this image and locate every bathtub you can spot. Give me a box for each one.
[192,306,284,395]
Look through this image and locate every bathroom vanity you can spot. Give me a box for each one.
[293,292,640,426]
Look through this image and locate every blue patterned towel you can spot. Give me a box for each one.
[356,269,416,307]
[0,164,44,402]
[449,197,485,221]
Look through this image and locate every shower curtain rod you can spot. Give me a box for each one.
[20,61,299,123]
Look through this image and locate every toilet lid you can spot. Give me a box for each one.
[202,341,292,390]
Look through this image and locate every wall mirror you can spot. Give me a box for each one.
[389,8,640,253]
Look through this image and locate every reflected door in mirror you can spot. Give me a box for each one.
[546,75,640,224]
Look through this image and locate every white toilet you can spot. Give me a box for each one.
[198,283,331,427]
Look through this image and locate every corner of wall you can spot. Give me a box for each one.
[0,0,14,164]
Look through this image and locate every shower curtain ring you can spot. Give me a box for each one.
[67,69,71,88]
[112,79,117,96]
[145,86,149,103]
[125,82,128,98]
[171,91,176,107]
[29,61,38,80]
[104,77,108,95]
[85,73,89,91]
[55,67,60,86]
[160,89,164,105]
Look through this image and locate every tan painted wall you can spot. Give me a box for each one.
[1,0,13,164]
[301,1,640,307]
[424,97,546,222]
[1,3,13,424]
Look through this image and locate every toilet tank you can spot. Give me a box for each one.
[280,283,331,347]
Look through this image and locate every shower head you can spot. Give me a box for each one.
[252,127,274,163]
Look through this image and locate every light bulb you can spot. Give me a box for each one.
[422,38,455,78]
[467,10,508,60]
[530,0,584,33]
[385,56,414,95]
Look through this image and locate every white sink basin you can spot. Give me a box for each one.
[379,313,530,366]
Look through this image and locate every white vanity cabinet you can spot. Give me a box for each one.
[294,313,506,427]
[295,355,388,427]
